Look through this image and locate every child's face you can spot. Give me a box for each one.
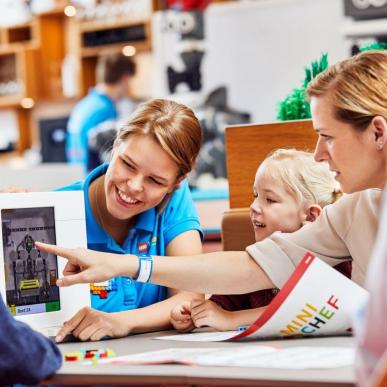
[250,167,305,242]
[104,134,180,221]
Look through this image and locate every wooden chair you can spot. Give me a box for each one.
[222,119,316,250]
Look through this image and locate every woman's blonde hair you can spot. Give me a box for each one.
[306,50,387,131]
[114,98,203,177]
[260,149,342,208]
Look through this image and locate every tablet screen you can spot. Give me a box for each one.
[2,207,61,316]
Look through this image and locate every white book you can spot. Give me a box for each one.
[156,253,369,342]
[96,345,355,369]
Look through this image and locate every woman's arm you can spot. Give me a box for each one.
[36,242,274,294]
[113,290,203,334]
[120,229,205,333]
[55,289,206,342]
[150,250,273,294]
[54,231,205,341]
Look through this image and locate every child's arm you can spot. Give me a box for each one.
[0,295,62,384]
[190,299,267,331]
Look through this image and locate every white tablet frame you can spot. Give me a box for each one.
[0,191,90,330]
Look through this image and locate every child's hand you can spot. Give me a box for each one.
[190,299,234,331]
[170,302,195,333]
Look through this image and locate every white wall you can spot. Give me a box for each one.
[201,0,351,122]
[0,164,83,191]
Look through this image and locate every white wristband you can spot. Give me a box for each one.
[136,255,153,283]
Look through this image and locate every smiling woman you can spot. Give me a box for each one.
[55,98,204,342]
[92,134,187,244]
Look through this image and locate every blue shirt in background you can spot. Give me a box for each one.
[0,294,62,384]
[66,88,117,169]
[58,164,202,313]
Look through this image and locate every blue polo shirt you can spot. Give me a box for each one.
[66,88,117,169]
[58,164,202,312]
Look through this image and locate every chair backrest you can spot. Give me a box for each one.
[225,119,316,209]
[221,208,255,251]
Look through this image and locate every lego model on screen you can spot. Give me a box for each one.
[2,207,60,316]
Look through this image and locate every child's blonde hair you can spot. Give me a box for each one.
[260,148,342,208]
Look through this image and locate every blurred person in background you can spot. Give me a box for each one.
[66,53,136,172]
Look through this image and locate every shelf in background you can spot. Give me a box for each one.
[341,17,387,38]
[81,40,151,57]
[78,18,149,33]
[66,12,153,97]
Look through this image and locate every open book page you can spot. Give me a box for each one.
[156,253,368,342]
[95,345,355,369]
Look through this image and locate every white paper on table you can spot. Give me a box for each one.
[155,253,368,342]
[156,331,237,342]
[95,346,355,369]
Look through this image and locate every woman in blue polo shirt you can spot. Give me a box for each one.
[55,99,203,342]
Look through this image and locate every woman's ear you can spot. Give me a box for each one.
[170,173,188,193]
[371,116,387,150]
[305,204,322,222]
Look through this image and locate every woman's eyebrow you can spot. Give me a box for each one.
[122,155,137,166]
[123,155,169,183]
[150,174,169,183]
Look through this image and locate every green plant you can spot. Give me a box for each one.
[277,53,328,121]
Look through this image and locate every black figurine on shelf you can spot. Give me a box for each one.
[165,10,205,94]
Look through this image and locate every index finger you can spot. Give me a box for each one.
[35,242,73,261]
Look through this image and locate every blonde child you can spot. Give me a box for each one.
[170,149,351,332]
